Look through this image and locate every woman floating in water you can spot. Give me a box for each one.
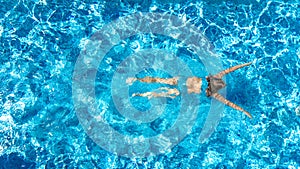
[127,62,253,119]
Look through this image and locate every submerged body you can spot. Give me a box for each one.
[126,62,253,119]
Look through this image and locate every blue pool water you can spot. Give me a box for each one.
[1,0,300,168]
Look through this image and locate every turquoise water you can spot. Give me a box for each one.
[1,0,300,168]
